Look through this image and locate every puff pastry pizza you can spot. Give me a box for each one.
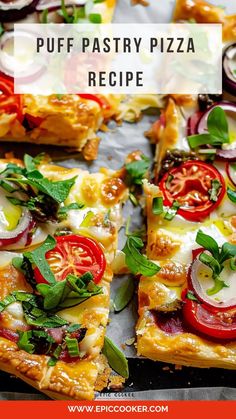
[137,92,236,369]
[0,153,128,399]
[0,0,118,160]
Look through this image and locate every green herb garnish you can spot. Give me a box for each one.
[164,200,180,221]
[123,235,160,276]
[188,107,229,149]
[102,336,129,379]
[114,277,135,313]
[227,187,236,203]
[195,230,236,295]
[125,155,150,186]
[186,291,199,302]
[24,235,56,285]
[209,179,222,202]
[152,197,163,215]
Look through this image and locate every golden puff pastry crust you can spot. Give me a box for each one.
[136,308,236,369]
[0,337,101,400]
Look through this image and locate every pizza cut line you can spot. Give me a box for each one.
[0,154,128,399]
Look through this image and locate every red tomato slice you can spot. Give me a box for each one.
[34,235,106,285]
[0,75,23,122]
[182,294,236,340]
[159,160,226,222]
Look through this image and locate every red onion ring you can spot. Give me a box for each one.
[226,161,236,187]
[0,30,46,84]
[223,43,236,96]
[0,0,39,22]
[36,0,85,11]
[189,255,236,311]
[0,208,34,248]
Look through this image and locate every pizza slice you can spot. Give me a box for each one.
[136,96,236,369]
[0,0,118,160]
[0,153,128,399]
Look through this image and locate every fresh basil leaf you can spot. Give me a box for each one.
[199,252,222,276]
[152,197,163,215]
[36,283,51,297]
[43,280,67,310]
[227,187,236,203]
[123,236,160,276]
[207,106,229,143]
[26,171,77,204]
[0,294,16,313]
[196,230,220,259]
[209,179,221,202]
[57,202,84,220]
[102,336,129,379]
[24,154,36,172]
[164,201,180,221]
[114,277,135,313]
[125,155,150,185]
[230,257,236,271]
[206,275,229,296]
[188,133,215,149]
[24,235,56,285]
[65,336,80,357]
[17,331,34,354]
[186,291,199,302]
[220,242,236,264]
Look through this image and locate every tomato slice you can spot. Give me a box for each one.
[0,75,23,122]
[34,235,106,285]
[159,160,226,222]
[182,294,236,340]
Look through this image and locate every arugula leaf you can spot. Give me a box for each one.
[89,13,102,23]
[125,155,150,185]
[196,230,220,259]
[123,236,160,276]
[57,202,84,221]
[227,187,236,203]
[24,235,56,285]
[102,336,129,378]
[188,107,229,148]
[220,242,236,264]
[209,179,222,202]
[67,324,82,333]
[114,277,135,313]
[152,197,163,215]
[43,280,67,310]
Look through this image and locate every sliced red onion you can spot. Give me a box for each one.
[215,149,236,161]
[197,101,236,134]
[189,256,236,310]
[0,208,33,248]
[0,0,39,22]
[0,30,46,83]
[187,110,203,136]
[223,43,236,96]
[226,161,236,187]
[36,0,85,11]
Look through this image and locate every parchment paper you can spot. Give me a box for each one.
[0,0,236,401]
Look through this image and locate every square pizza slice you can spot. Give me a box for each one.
[0,154,128,399]
[136,97,236,369]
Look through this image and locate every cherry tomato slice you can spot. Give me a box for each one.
[0,75,23,122]
[159,160,226,222]
[182,293,236,340]
[34,235,106,285]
